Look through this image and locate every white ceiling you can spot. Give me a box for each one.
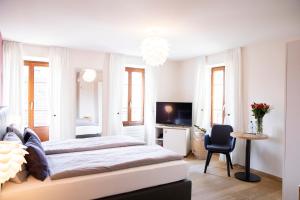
[0,0,300,60]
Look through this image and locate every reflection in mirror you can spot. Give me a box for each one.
[76,69,102,138]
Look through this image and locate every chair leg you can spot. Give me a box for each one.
[225,153,231,177]
[228,154,233,169]
[204,151,212,173]
[207,152,213,167]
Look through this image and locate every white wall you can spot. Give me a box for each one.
[21,45,182,141]
[22,44,109,136]
[69,49,107,70]
[21,41,289,179]
[175,59,199,102]
[173,40,288,178]
[284,40,300,200]
[157,60,198,102]
[69,49,108,135]
[156,61,180,102]
[242,40,286,177]
[110,56,181,141]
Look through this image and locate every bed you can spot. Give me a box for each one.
[42,135,145,154]
[1,160,190,200]
[1,146,191,200]
[0,107,191,200]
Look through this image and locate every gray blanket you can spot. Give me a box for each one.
[47,145,183,180]
[42,135,145,155]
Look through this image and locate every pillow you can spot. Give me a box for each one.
[25,136,49,181]
[10,164,29,184]
[24,128,41,143]
[7,124,24,143]
[24,131,44,152]
[3,132,23,144]
[0,106,8,140]
[0,126,6,140]
[3,132,28,183]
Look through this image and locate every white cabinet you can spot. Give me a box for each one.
[155,125,191,156]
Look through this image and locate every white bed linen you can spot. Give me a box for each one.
[1,160,188,200]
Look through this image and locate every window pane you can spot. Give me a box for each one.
[212,69,224,124]
[23,66,29,127]
[122,71,128,121]
[34,67,50,126]
[131,72,143,121]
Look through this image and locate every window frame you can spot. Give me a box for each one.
[210,66,225,126]
[122,67,145,126]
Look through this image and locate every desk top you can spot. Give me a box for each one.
[231,132,268,140]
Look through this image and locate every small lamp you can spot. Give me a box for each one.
[0,141,28,191]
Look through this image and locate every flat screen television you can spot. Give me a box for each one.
[156,102,192,126]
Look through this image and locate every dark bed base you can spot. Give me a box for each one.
[96,179,192,200]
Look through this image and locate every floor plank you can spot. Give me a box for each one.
[185,155,282,200]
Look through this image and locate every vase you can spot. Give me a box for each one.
[256,117,263,134]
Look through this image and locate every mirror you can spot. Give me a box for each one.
[75,69,102,138]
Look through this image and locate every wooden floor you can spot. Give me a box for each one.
[185,155,282,200]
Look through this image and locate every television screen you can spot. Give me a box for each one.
[156,102,192,126]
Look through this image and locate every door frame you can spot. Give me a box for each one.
[24,60,49,141]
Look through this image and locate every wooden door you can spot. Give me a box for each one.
[24,61,49,141]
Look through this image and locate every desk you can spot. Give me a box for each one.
[231,132,268,182]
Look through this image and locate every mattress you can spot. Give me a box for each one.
[47,145,182,180]
[0,160,188,200]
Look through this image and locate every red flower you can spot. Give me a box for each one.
[251,102,271,119]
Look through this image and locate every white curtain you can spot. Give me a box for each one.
[224,48,243,129]
[193,57,211,130]
[144,65,158,145]
[49,47,74,140]
[2,41,24,128]
[193,49,244,164]
[224,47,244,164]
[107,53,156,143]
[107,54,124,135]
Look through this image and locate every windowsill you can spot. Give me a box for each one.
[123,124,144,127]
[123,121,144,127]
[123,125,144,129]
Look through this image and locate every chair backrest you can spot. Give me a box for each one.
[210,124,233,145]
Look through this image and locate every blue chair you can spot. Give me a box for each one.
[204,124,235,176]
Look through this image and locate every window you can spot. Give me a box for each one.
[211,66,225,126]
[122,67,145,126]
[23,60,50,141]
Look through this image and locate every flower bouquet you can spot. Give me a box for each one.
[251,103,271,134]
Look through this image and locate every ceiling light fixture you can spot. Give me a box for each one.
[141,36,169,67]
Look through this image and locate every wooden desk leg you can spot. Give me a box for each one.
[234,139,261,182]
